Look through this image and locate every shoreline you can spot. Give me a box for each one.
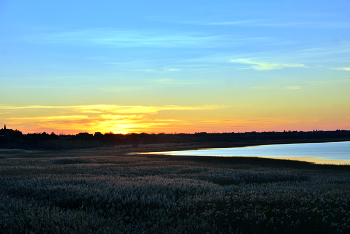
[131,138,350,168]
[128,137,350,153]
[1,138,350,168]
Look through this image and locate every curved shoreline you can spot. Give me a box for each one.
[134,139,350,167]
[129,138,350,154]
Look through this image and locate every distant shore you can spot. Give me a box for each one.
[128,137,350,154]
[1,137,350,167]
[126,138,350,167]
[2,127,350,151]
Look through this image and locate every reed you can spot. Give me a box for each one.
[0,149,349,233]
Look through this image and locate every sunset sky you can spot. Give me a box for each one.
[1,0,350,134]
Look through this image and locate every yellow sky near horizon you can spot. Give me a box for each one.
[1,102,349,134]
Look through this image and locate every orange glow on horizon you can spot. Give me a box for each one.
[1,104,349,135]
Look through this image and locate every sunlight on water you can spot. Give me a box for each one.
[142,141,350,165]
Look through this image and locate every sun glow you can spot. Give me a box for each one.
[94,121,136,134]
[1,103,349,134]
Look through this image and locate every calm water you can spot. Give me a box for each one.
[144,141,350,165]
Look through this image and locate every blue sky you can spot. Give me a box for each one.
[0,0,349,133]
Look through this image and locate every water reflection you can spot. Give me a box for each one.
[142,141,350,165]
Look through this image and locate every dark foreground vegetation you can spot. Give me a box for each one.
[1,125,350,150]
[1,146,350,233]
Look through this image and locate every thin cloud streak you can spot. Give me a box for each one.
[0,104,223,113]
[171,42,350,68]
[150,78,210,85]
[256,21,350,28]
[230,59,306,70]
[8,115,89,121]
[73,104,224,114]
[0,104,227,134]
[0,105,69,110]
[252,85,302,90]
[334,67,350,71]
[169,18,350,29]
[26,29,228,48]
[305,78,350,85]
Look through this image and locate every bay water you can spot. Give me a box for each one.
[144,141,350,165]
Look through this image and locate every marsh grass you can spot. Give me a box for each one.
[1,148,350,233]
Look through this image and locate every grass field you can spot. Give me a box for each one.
[1,144,350,233]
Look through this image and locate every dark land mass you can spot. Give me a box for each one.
[1,146,350,233]
[1,125,350,150]
[2,128,350,233]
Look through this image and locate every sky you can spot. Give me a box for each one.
[0,0,350,134]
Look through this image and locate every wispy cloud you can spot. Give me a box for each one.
[334,67,350,71]
[151,78,209,85]
[141,67,181,72]
[26,29,226,48]
[285,86,302,90]
[0,104,224,115]
[182,20,258,26]
[163,67,181,72]
[305,78,350,85]
[230,58,307,70]
[0,104,225,133]
[74,104,223,114]
[8,115,89,121]
[252,85,302,90]
[0,105,69,110]
[158,16,350,29]
[256,21,350,28]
